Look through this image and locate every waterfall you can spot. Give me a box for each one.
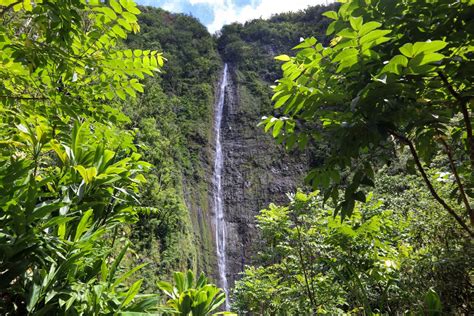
[213,63,229,309]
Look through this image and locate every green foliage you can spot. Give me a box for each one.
[122,6,221,283]
[234,191,401,314]
[217,4,337,81]
[0,0,164,314]
[423,289,443,316]
[157,270,234,316]
[127,6,220,95]
[373,168,473,314]
[234,181,473,314]
[263,0,474,234]
[250,2,473,312]
[0,0,163,117]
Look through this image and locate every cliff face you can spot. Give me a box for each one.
[124,3,332,291]
[212,6,335,289]
[217,65,307,289]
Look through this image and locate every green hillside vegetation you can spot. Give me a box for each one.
[123,6,221,290]
[1,0,473,315]
[218,4,338,81]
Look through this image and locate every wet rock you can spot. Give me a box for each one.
[212,64,308,292]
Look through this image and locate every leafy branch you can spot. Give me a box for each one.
[439,137,474,226]
[389,130,473,237]
[438,71,474,170]
[0,1,21,18]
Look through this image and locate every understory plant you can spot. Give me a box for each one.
[233,185,472,314]
[157,270,234,316]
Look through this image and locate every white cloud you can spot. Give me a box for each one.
[161,1,182,12]
[139,0,333,33]
[207,0,332,33]
[188,0,225,5]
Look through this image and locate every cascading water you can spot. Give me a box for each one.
[213,63,229,309]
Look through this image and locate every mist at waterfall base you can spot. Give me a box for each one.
[212,63,230,310]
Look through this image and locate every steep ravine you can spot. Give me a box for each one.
[212,63,308,295]
[124,3,328,292]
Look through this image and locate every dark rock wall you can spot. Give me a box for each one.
[218,65,308,289]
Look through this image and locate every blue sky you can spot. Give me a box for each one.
[135,0,333,33]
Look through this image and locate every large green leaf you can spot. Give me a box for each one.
[120,279,143,308]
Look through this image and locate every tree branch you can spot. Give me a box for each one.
[438,71,474,170]
[292,215,317,313]
[389,130,474,237]
[439,138,474,226]
[0,95,48,101]
[0,1,21,19]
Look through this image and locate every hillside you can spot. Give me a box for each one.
[121,3,342,291]
[1,0,472,314]
[123,7,221,287]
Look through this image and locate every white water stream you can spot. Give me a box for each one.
[213,63,230,309]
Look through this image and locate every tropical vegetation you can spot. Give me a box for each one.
[1,0,472,315]
[249,0,473,313]
[0,0,225,314]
